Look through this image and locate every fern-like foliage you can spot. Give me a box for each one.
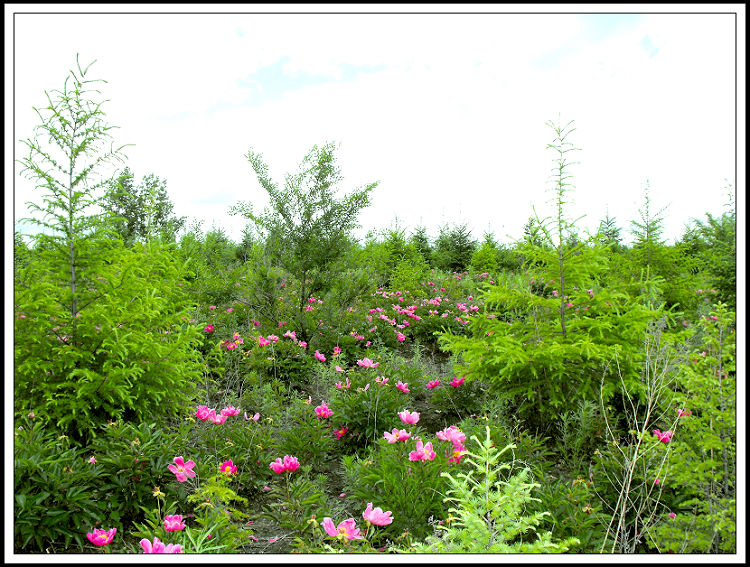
[407,427,579,553]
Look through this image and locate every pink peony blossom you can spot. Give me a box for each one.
[196,405,212,421]
[315,401,333,419]
[398,409,420,425]
[314,350,326,362]
[283,455,300,472]
[333,347,342,356]
[652,429,673,443]
[220,459,238,475]
[677,408,692,418]
[88,456,96,464]
[363,502,393,526]
[270,458,286,474]
[258,336,270,347]
[86,527,116,546]
[384,428,411,443]
[321,518,363,540]
[244,411,260,421]
[436,425,466,446]
[163,515,186,532]
[204,324,214,333]
[140,536,182,553]
[396,381,410,393]
[335,426,349,439]
[210,413,227,425]
[426,379,441,389]
[168,456,196,483]
[357,357,379,368]
[450,376,465,387]
[221,405,240,417]
[409,439,436,462]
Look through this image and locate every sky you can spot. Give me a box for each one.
[6,5,745,247]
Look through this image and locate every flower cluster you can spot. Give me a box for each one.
[195,405,240,425]
[436,425,468,464]
[315,401,333,419]
[652,429,674,443]
[270,455,300,473]
[140,536,182,553]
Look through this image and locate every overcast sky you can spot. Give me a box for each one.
[7,5,743,246]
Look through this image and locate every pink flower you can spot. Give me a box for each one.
[669,512,676,519]
[258,336,270,347]
[204,324,214,333]
[244,412,260,421]
[363,502,393,526]
[321,518,363,540]
[226,308,233,313]
[140,536,182,553]
[654,478,660,485]
[426,379,441,389]
[396,381,410,393]
[226,342,237,350]
[86,527,116,546]
[221,405,240,417]
[333,347,342,356]
[283,455,300,472]
[450,376,465,387]
[298,341,308,349]
[357,357,379,368]
[168,456,197,482]
[677,408,692,418]
[220,459,238,475]
[267,334,279,342]
[210,413,227,425]
[196,405,213,421]
[446,444,468,464]
[335,365,345,373]
[396,332,406,343]
[335,426,349,439]
[270,458,286,473]
[384,428,411,443]
[163,515,186,532]
[436,426,466,446]
[88,456,96,464]
[652,429,673,443]
[315,401,333,419]
[209,305,217,310]
[398,409,420,425]
[409,439,436,461]
[314,350,326,362]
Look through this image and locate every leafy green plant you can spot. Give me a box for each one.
[262,466,331,540]
[402,427,579,553]
[342,434,450,540]
[558,400,605,475]
[14,417,103,552]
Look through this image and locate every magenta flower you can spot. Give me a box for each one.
[676,408,692,418]
[86,527,116,546]
[363,502,393,526]
[270,458,286,474]
[220,459,238,475]
[333,346,342,356]
[204,324,214,333]
[398,409,420,425]
[450,376,465,387]
[357,357,379,368]
[321,518,363,540]
[409,439,436,462]
[335,365,345,373]
[163,515,186,532]
[669,512,677,519]
[436,425,466,446]
[396,381,410,393]
[314,350,326,362]
[210,413,227,425]
[298,341,308,349]
[446,444,468,464]
[384,428,411,443]
[221,405,240,417]
[196,405,213,421]
[168,456,196,483]
[283,455,300,471]
[426,379,441,389]
[209,305,217,310]
[226,342,237,351]
[335,426,349,440]
[88,456,96,464]
[226,307,233,313]
[244,411,260,421]
[140,536,182,553]
[396,332,406,343]
[258,336,270,347]
[653,429,673,443]
[315,401,333,419]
